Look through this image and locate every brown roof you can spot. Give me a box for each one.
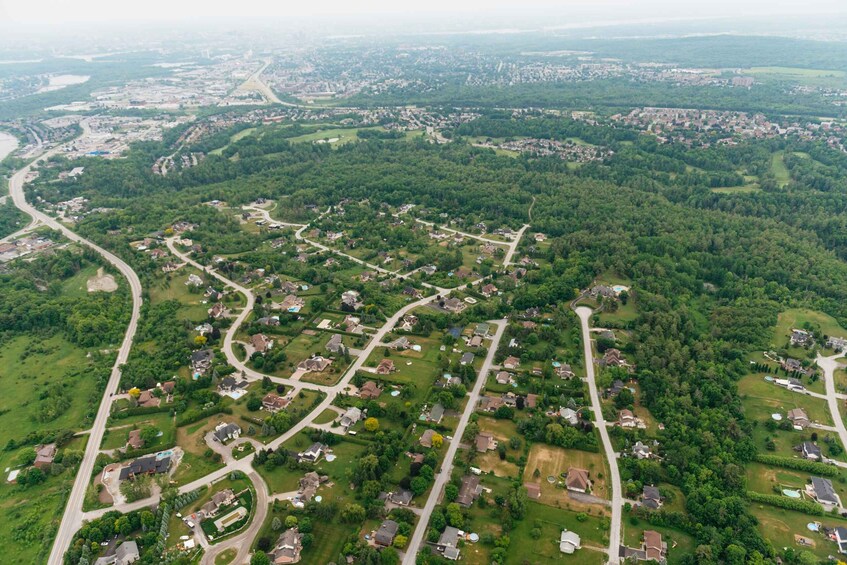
[524,483,542,499]
[475,433,494,453]
[644,530,664,561]
[525,394,538,409]
[566,468,590,491]
[127,429,144,449]
[376,359,395,374]
[359,380,382,399]
[263,393,289,411]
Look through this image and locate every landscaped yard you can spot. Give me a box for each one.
[506,501,609,564]
[751,503,847,560]
[523,444,610,512]
[621,518,695,565]
[739,373,832,426]
[771,308,847,353]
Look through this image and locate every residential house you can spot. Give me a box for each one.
[376,359,396,375]
[374,519,399,547]
[791,329,813,347]
[560,530,581,554]
[835,527,847,554]
[195,323,214,336]
[208,303,228,319]
[475,433,497,453]
[218,376,249,396]
[297,356,332,373]
[619,409,638,428]
[442,297,466,314]
[340,407,362,429]
[478,395,505,412]
[34,444,57,470]
[788,407,810,430]
[495,371,513,385]
[503,392,517,407]
[619,530,667,564]
[605,379,626,397]
[436,526,461,561]
[297,471,325,503]
[398,315,418,332]
[272,528,303,564]
[632,441,653,460]
[590,285,616,299]
[359,380,382,399]
[402,286,422,299]
[782,357,807,374]
[126,430,144,450]
[200,489,235,518]
[828,336,847,351]
[263,393,289,413]
[113,541,140,565]
[456,475,483,507]
[186,274,203,287]
[118,454,171,481]
[277,294,304,313]
[388,489,413,506]
[251,333,273,353]
[297,443,326,464]
[810,476,842,507]
[525,393,538,409]
[503,356,520,370]
[469,335,483,348]
[460,352,475,366]
[560,407,580,426]
[419,429,438,448]
[388,336,410,350]
[525,483,542,500]
[599,348,627,368]
[565,468,591,493]
[801,441,822,461]
[136,389,160,409]
[481,284,498,298]
[642,485,663,509]
[325,334,345,355]
[555,364,575,379]
[213,422,241,443]
[342,315,363,334]
[341,290,362,311]
[428,403,445,424]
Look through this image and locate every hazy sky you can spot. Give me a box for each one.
[0,0,843,24]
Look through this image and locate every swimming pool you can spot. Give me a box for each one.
[783,489,801,499]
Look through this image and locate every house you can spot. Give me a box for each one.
[402,286,423,299]
[590,285,616,299]
[297,356,332,373]
[374,519,399,546]
[136,389,160,409]
[776,377,806,392]
[388,336,411,350]
[127,430,144,450]
[481,284,498,298]
[478,395,505,412]
[503,391,517,407]
[495,371,513,385]
[619,409,637,428]
[632,441,652,460]
[600,348,627,368]
[782,357,807,374]
[503,356,520,370]
[436,526,461,560]
[787,407,810,430]
[218,376,249,395]
[428,403,445,424]
[460,352,475,366]
[277,294,304,313]
[359,380,382,399]
[475,433,497,453]
[325,334,345,355]
[606,379,626,397]
[115,541,140,565]
[469,335,483,348]
[118,454,171,481]
[213,422,241,443]
[560,530,581,554]
[272,528,303,564]
[456,475,483,507]
[810,476,841,507]
[643,530,667,563]
[828,336,847,351]
[801,441,822,461]
[398,314,418,332]
[560,407,580,426]
[791,329,813,347]
[200,489,235,518]
[565,468,591,493]
[340,407,362,429]
[341,290,362,311]
[555,364,575,379]
[835,527,847,554]
[525,482,542,500]
[419,429,438,448]
[263,393,289,413]
[442,297,466,314]
[376,358,396,375]
[208,302,228,319]
[642,485,663,509]
[525,393,538,409]
[34,444,57,470]
[251,333,273,353]
[389,489,414,506]
[298,443,326,464]
[195,323,214,336]
[160,381,175,395]
[186,274,203,287]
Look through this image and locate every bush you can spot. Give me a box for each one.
[753,454,839,477]
[746,491,824,515]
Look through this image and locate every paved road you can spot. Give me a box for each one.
[816,353,847,455]
[502,223,529,266]
[402,319,507,565]
[4,137,145,565]
[575,306,622,564]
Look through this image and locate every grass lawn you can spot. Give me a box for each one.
[287,126,385,146]
[314,409,338,425]
[770,152,791,187]
[772,308,847,351]
[255,503,353,565]
[738,373,832,426]
[751,503,847,560]
[0,334,106,447]
[505,501,609,564]
[215,548,237,564]
[172,446,225,487]
[524,444,610,513]
[148,269,211,322]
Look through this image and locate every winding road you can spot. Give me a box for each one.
[4,138,145,565]
[575,306,622,564]
[816,353,847,457]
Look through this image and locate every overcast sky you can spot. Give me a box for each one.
[0,0,843,25]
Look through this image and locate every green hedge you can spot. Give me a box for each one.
[176,405,232,427]
[753,454,839,477]
[746,491,824,515]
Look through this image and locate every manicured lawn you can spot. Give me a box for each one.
[0,334,105,447]
[287,126,385,146]
[507,501,609,564]
[739,373,832,425]
[314,409,338,425]
[751,503,847,560]
[172,446,225,487]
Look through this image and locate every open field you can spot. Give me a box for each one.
[524,444,609,510]
[751,503,847,560]
[773,308,847,351]
[149,268,214,322]
[738,373,832,426]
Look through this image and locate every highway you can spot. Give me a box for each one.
[402,319,507,565]
[575,306,622,564]
[3,139,145,565]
